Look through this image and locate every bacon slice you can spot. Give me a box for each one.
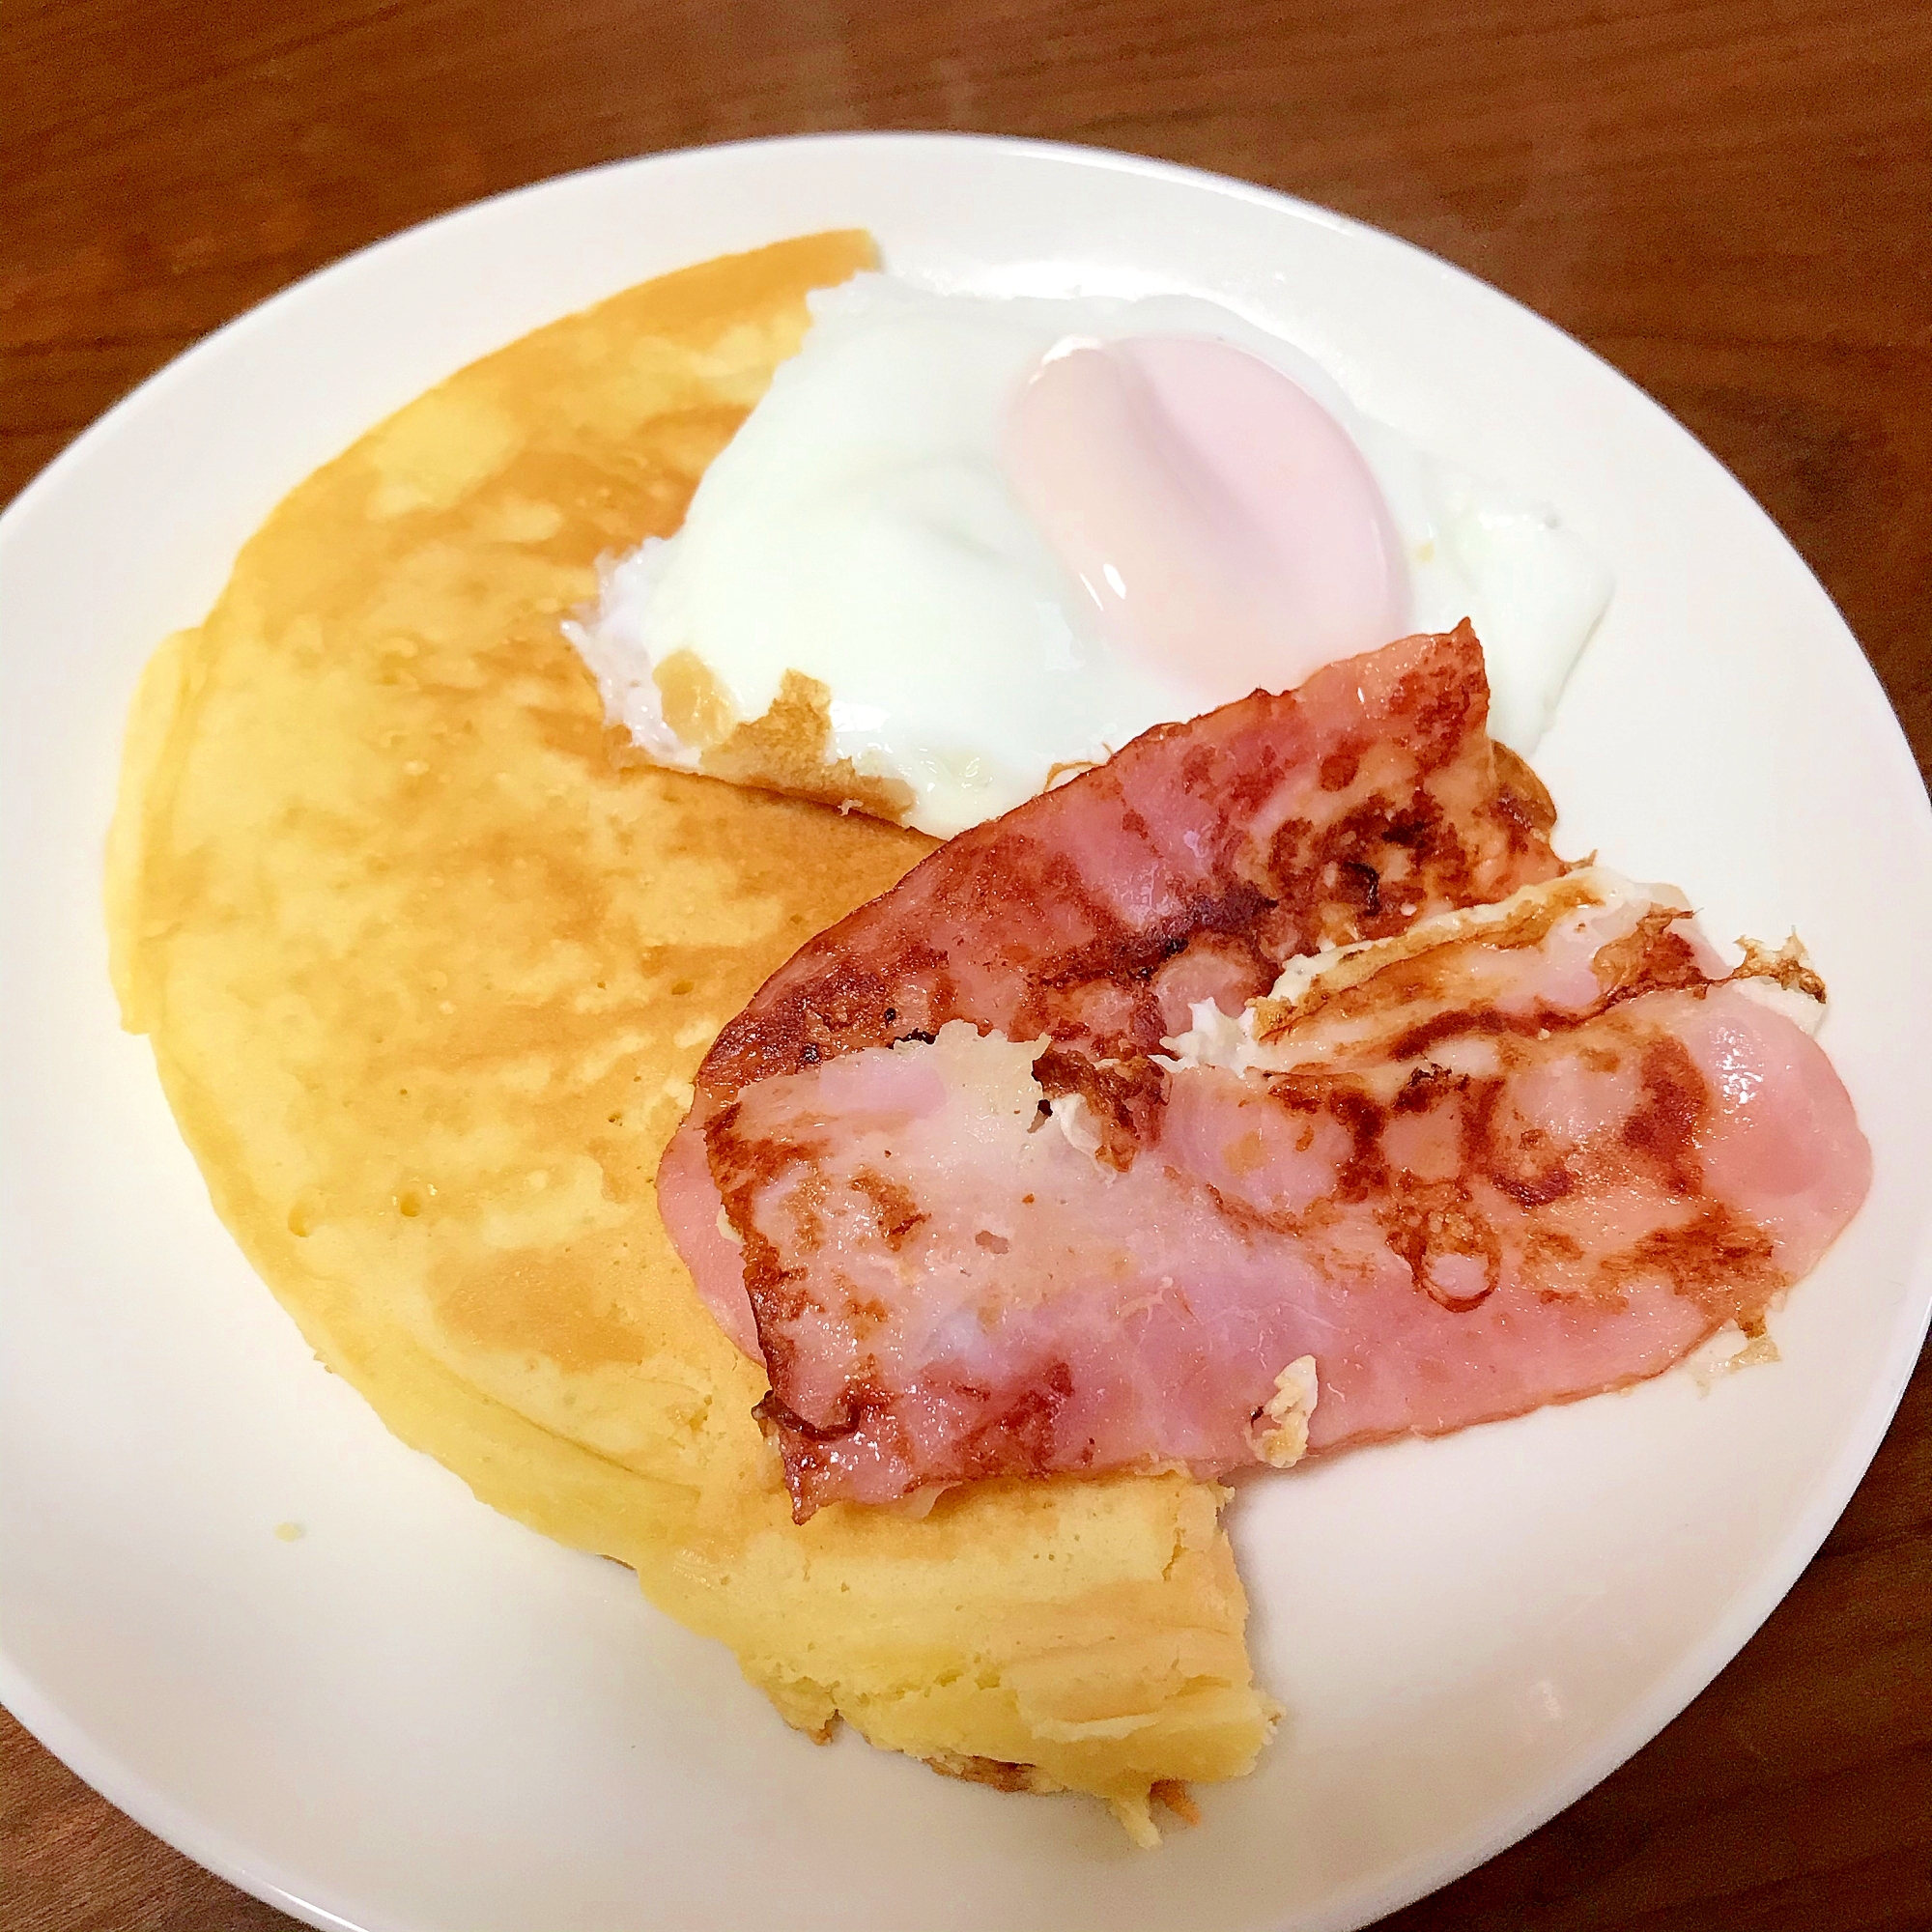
[694,624,1562,1112]
[702,873,1867,1518]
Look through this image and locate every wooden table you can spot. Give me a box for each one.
[4,0,1929,1925]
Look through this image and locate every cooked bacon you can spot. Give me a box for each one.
[701,875,1868,1518]
[657,631,1869,1521]
[668,626,1563,1344]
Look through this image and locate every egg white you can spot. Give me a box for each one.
[569,274,1611,838]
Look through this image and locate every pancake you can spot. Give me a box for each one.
[105,232,1276,1841]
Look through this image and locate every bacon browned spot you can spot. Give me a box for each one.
[850,1168,929,1250]
[955,1362,1077,1481]
[1591,905,1709,1001]
[1619,1036,1708,1198]
[1383,1177,1503,1310]
[1459,1076,1576,1210]
[1597,1203,1782,1315]
[1033,1047,1168,1170]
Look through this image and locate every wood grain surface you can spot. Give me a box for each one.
[3,0,1929,1926]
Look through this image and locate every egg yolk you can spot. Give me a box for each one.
[1004,334,1410,701]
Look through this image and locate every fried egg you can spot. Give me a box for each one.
[569,273,1610,838]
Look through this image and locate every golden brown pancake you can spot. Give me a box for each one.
[106,232,1275,1841]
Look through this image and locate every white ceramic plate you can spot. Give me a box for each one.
[3,133,1929,1932]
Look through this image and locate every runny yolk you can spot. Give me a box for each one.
[1004,333,1410,700]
